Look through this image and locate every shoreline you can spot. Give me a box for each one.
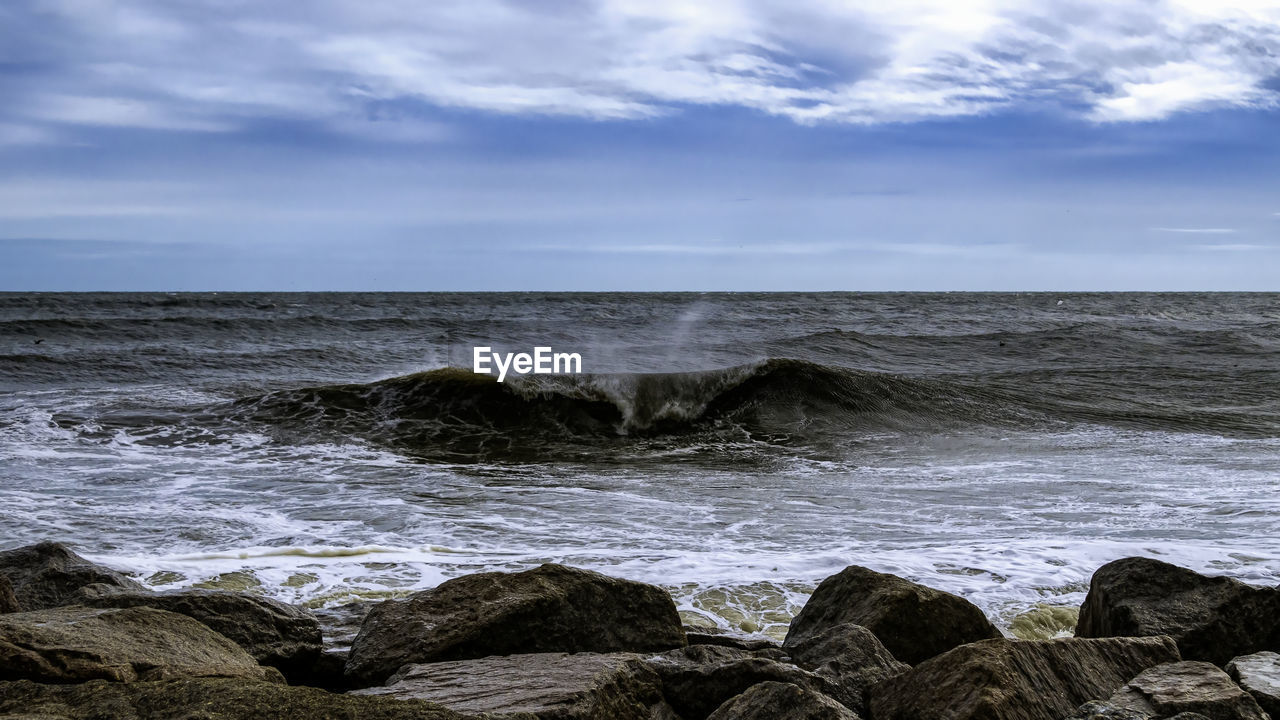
[3,541,1279,719]
[68,537,1280,645]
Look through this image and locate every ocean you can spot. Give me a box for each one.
[2,292,1278,640]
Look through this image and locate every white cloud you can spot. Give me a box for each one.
[29,95,232,132]
[1151,227,1239,233]
[1195,243,1270,251]
[534,241,850,255]
[0,123,60,146]
[5,0,1280,133]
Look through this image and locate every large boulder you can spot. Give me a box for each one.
[353,652,663,719]
[345,564,685,685]
[0,577,17,614]
[784,565,1000,665]
[706,681,860,720]
[71,585,322,683]
[869,635,1180,720]
[1076,557,1280,666]
[0,678,490,720]
[785,623,909,714]
[0,606,280,684]
[1107,661,1267,720]
[646,644,849,718]
[0,542,144,611]
[1226,652,1280,718]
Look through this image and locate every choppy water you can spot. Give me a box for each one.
[2,292,1278,640]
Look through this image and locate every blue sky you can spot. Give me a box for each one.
[1,0,1278,290]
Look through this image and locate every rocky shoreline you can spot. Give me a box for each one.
[1,542,1278,719]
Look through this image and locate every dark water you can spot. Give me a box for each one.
[2,292,1278,638]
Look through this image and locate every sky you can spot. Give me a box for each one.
[1,0,1279,290]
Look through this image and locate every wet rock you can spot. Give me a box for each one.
[1226,652,1280,718]
[313,600,373,653]
[0,678,486,719]
[869,635,1180,720]
[345,564,685,685]
[646,644,850,718]
[1076,557,1280,666]
[0,576,18,614]
[785,623,909,714]
[70,584,323,683]
[685,628,780,653]
[784,565,1000,664]
[0,542,144,611]
[354,652,662,719]
[1108,661,1268,720]
[705,681,860,720]
[0,606,281,684]
[1062,700,1151,719]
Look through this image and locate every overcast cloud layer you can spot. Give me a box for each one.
[5,0,1280,139]
[1,1,1279,289]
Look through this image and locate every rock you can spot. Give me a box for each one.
[785,623,909,713]
[345,564,685,685]
[354,652,663,719]
[646,644,851,719]
[705,682,860,720]
[313,600,373,653]
[1061,700,1151,719]
[685,628,780,652]
[1076,557,1280,666]
[1227,652,1280,718]
[869,635,1180,720]
[1108,661,1268,720]
[0,678,488,719]
[0,542,144,611]
[0,576,18,614]
[784,565,1000,664]
[648,702,682,720]
[0,606,280,683]
[71,585,322,683]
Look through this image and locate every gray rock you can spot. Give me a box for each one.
[869,635,1180,720]
[1108,661,1267,720]
[70,584,322,683]
[0,678,490,719]
[0,606,281,683]
[1061,700,1152,719]
[345,564,685,685]
[784,623,909,714]
[705,682,860,720]
[784,565,1000,664]
[0,576,17,614]
[1226,652,1280,718]
[685,628,780,652]
[646,644,850,719]
[313,600,373,653]
[354,652,663,719]
[1076,557,1280,666]
[0,542,144,611]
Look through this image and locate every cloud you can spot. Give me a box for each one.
[2,0,1279,139]
[1194,243,1270,251]
[0,123,60,146]
[1150,227,1238,233]
[534,241,850,255]
[29,95,232,132]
